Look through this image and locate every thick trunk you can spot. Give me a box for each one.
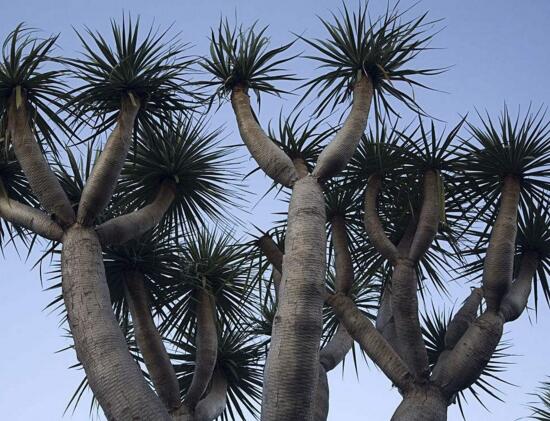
[391,386,448,421]
[231,87,298,187]
[7,97,74,227]
[124,271,181,412]
[500,252,539,322]
[184,290,218,410]
[61,226,169,420]
[327,292,413,392]
[313,365,329,421]
[96,180,175,246]
[444,288,483,349]
[364,175,399,264]
[194,370,228,421]
[0,196,63,241]
[408,170,439,263]
[431,311,503,396]
[391,259,429,378]
[313,76,373,180]
[482,176,521,310]
[376,288,399,352]
[261,175,326,421]
[77,98,140,226]
[331,214,353,294]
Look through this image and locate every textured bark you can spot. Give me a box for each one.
[482,176,521,310]
[96,180,176,246]
[364,175,399,264]
[376,288,399,351]
[500,252,539,322]
[262,176,326,421]
[431,311,503,396]
[293,157,310,178]
[7,97,74,227]
[391,386,448,421]
[77,97,140,226]
[272,268,282,301]
[124,271,181,412]
[184,290,218,410]
[444,288,483,349]
[313,76,373,180]
[0,196,63,241]
[313,365,329,421]
[257,234,283,273]
[62,226,169,420]
[331,214,353,294]
[391,259,429,378]
[327,292,414,392]
[319,324,353,372]
[408,170,439,263]
[231,87,298,187]
[193,370,228,421]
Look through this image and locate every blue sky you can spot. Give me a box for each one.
[1,0,549,420]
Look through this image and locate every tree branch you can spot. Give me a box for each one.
[77,97,140,226]
[332,214,353,294]
[0,195,63,241]
[444,288,483,350]
[327,292,414,393]
[231,86,298,187]
[124,271,181,412]
[313,75,373,180]
[482,175,521,311]
[183,290,218,410]
[364,174,399,264]
[7,96,74,227]
[96,180,176,246]
[408,170,440,263]
[500,252,539,322]
[257,234,283,273]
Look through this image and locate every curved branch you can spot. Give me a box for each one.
[375,288,399,352]
[482,175,521,311]
[7,96,74,227]
[319,324,353,372]
[0,195,63,241]
[183,290,218,410]
[444,288,483,350]
[313,365,329,421]
[431,311,504,396]
[257,234,283,273]
[364,174,399,264]
[327,292,414,392]
[500,252,539,322]
[332,214,353,294]
[124,271,181,412]
[313,75,373,180]
[77,97,140,226]
[408,170,440,263]
[231,86,298,187]
[96,180,176,246]
[193,369,228,421]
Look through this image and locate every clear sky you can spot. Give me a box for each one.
[1,0,549,420]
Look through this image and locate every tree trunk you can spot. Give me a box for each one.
[391,386,447,421]
[261,175,326,421]
[62,225,169,420]
[194,369,228,421]
[124,271,181,412]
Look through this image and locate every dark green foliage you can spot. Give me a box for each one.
[0,24,71,149]
[300,2,441,116]
[68,16,196,135]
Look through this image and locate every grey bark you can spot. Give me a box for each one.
[62,225,169,420]
[261,175,326,421]
[327,292,414,393]
[257,234,283,273]
[482,176,521,310]
[313,75,373,180]
[364,175,399,264]
[183,290,218,410]
[431,311,504,396]
[444,288,483,349]
[376,288,399,351]
[313,365,329,421]
[77,97,140,226]
[7,96,74,227]
[331,214,353,294]
[231,86,298,187]
[96,180,176,246]
[194,370,228,421]
[124,271,181,412]
[500,252,539,322]
[0,195,63,241]
[390,386,448,421]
